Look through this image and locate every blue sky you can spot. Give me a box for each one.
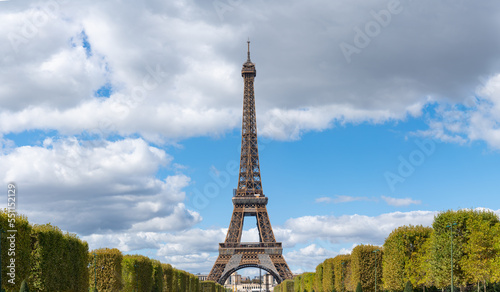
[1,0,500,276]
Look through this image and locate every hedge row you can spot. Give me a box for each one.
[0,210,32,292]
[30,224,89,292]
[89,248,123,291]
[287,209,500,292]
[0,210,224,292]
[0,210,89,292]
[89,248,226,292]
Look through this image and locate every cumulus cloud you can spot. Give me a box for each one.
[1,1,500,142]
[278,210,437,247]
[286,244,338,273]
[0,137,200,235]
[418,74,500,150]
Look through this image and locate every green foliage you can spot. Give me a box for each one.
[151,260,163,292]
[29,223,89,292]
[162,263,174,291]
[0,210,32,292]
[460,215,500,286]
[323,258,335,292]
[430,209,499,288]
[284,279,295,292]
[404,281,413,292]
[89,248,123,292]
[121,255,153,292]
[409,230,434,289]
[276,279,295,292]
[19,280,29,292]
[176,269,188,292]
[382,225,432,291]
[493,226,500,283]
[355,282,362,292]
[303,272,315,292]
[316,263,324,292]
[333,255,350,292]
[294,274,303,292]
[350,244,382,292]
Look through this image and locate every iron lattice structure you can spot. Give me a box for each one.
[207,42,293,284]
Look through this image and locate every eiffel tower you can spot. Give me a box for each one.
[207,41,293,284]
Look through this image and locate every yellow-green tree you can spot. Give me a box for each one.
[382,225,432,291]
[89,248,123,292]
[315,263,324,292]
[460,214,500,292]
[303,272,315,292]
[0,210,32,292]
[295,274,303,292]
[323,258,335,292]
[407,230,434,290]
[333,255,351,292]
[350,244,382,292]
[493,225,500,283]
[430,209,499,289]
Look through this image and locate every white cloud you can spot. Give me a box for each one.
[0,137,200,235]
[381,196,421,207]
[2,1,500,141]
[279,211,437,247]
[286,244,337,273]
[418,74,500,150]
[315,195,373,204]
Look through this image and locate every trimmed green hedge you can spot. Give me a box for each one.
[350,244,382,292]
[162,263,174,292]
[89,248,123,291]
[0,210,32,292]
[333,254,351,292]
[151,259,163,292]
[30,223,89,292]
[275,279,294,292]
[322,258,335,292]
[122,255,153,292]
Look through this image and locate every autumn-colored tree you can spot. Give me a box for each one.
[430,209,499,289]
[350,244,382,292]
[303,273,315,292]
[315,263,324,292]
[382,225,432,291]
[460,214,500,292]
[323,258,335,292]
[407,230,434,290]
[333,255,351,292]
[493,224,500,283]
[295,274,303,292]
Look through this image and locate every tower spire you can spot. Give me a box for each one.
[247,38,251,62]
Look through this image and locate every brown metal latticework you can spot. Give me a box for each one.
[207,41,293,284]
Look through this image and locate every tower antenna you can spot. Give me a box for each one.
[247,38,251,62]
